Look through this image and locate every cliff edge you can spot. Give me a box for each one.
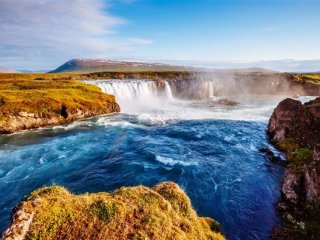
[268,97,320,239]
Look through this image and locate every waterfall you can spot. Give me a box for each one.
[84,80,175,114]
[198,80,222,98]
[164,81,174,100]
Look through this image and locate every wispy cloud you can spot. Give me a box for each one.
[0,0,151,69]
[127,38,153,45]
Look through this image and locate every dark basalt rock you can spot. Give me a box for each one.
[216,99,239,106]
[281,169,303,206]
[268,98,311,142]
[267,97,320,238]
[60,105,68,118]
[304,145,320,202]
[259,147,286,166]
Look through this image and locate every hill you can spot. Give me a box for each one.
[50,59,194,73]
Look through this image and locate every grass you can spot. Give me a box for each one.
[287,148,313,172]
[0,73,80,81]
[5,182,225,240]
[0,74,119,132]
[292,74,320,85]
[276,138,313,172]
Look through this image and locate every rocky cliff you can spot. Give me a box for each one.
[83,71,320,97]
[3,182,224,240]
[268,97,320,239]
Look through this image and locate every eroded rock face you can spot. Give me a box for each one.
[281,169,303,206]
[268,98,311,142]
[0,102,120,134]
[268,97,320,238]
[304,145,320,202]
[3,182,224,240]
[268,98,320,205]
[268,97,320,145]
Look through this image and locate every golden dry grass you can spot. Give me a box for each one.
[8,182,225,240]
[0,75,117,125]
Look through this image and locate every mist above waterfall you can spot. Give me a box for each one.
[83,79,306,123]
[168,71,307,99]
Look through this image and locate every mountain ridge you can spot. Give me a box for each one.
[50,59,280,74]
[50,59,194,73]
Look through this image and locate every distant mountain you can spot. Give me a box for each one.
[18,70,51,73]
[221,67,279,73]
[50,59,193,73]
[169,59,320,73]
[0,66,19,73]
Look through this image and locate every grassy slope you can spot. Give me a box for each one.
[4,182,225,240]
[0,73,118,130]
[52,65,194,73]
[292,74,320,85]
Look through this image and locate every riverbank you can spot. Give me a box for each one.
[1,71,319,133]
[0,77,120,134]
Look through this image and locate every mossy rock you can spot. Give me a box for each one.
[3,182,225,240]
[287,148,313,172]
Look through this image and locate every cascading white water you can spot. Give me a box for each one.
[84,79,302,122]
[197,80,222,98]
[84,80,175,114]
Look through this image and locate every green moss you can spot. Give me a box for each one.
[287,148,313,172]
[89,200,118,222]
[277,138,299,153]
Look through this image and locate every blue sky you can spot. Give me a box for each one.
[0,0,320,71]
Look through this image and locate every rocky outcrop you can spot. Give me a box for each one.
[268,98,311,142]
[0,78,120,134]
[281,169,303,206]
[304,145,320,202]
[0,103,120,134]
[268,97,320,238]
[3,182,224,240]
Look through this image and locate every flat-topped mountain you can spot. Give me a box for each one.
[50,59,193,73]
[51,59,282,74]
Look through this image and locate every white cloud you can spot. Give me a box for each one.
[0,0,152,69]
[127,38,153,45]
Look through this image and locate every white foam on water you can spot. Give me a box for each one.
[155,155,197,166]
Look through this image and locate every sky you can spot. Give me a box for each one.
[0,0,320,71]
